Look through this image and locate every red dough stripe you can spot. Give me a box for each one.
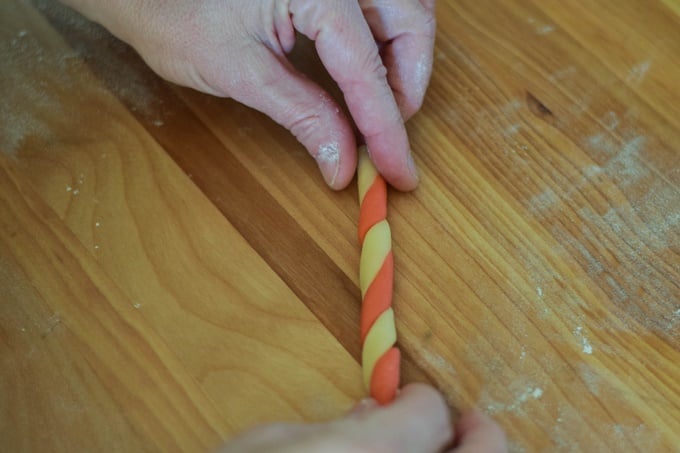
[358,176,387,245]
[360,252,394,342]
[370,347,401,405]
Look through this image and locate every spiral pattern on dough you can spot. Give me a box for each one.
[357,145,400,405]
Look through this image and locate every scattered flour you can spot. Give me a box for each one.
[528,188,559,215]
[583,112,649,174]
[484,385,544,415]
[549,405,659,451]
[418,348,457,376]
[632,185,680,248]
[611,423,661,451]
[480,378,546,416]
[0,32,59,154]
[39,0,163,115]
[578,363,601,396]
[536,24,556,35]
[573,326,594,354]
[502,99,523,115]
[316,142,339,165]
[604,274,628,303]
[316,142,340,185]
[525,110,678,341]
[602,111,619,131]
[548,66,577,83]
[41,312,62,337]
[2,1,164,154]
[504,123,522,137]
[609,136,647,183]
[626,61,651,84]
[526,16,556,35]
[552,224,604,275]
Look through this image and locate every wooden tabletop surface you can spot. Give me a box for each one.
[2,1,679,451]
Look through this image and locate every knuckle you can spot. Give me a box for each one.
[286,108,322,143]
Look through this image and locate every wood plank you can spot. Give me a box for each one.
[0,161,226,451]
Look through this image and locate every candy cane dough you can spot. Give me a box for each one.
[357,146,400,404]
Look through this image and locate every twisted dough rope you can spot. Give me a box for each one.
[357,145,400,405]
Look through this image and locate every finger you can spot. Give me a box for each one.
[218,422,319,452]
[361,0,436,120]
[381,32,435,120]
[451,409,508,453]
[219,47,357,190]
[344,383,454,451]
[289,0,419,191]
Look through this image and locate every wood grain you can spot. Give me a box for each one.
[2,0,679,451]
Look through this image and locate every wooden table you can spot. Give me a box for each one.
[2,1,678,451]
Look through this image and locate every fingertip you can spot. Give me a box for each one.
[406,152,420,187]
[395,93,423,122]
[366,140,419,191]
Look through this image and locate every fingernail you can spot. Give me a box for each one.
[407,152,419,182]
[317,142,341,188]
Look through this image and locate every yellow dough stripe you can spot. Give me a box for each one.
[359,220,391,298]
[358,151,379,205]
[362,308,397,388]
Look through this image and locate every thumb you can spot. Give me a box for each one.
[227,47,357,190]
[342,383,454,452]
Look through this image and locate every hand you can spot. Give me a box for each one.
[61,0,435,190]
[219,384,507,452]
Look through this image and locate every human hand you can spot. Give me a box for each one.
[218,384,507,453]
[61,0,435,191]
